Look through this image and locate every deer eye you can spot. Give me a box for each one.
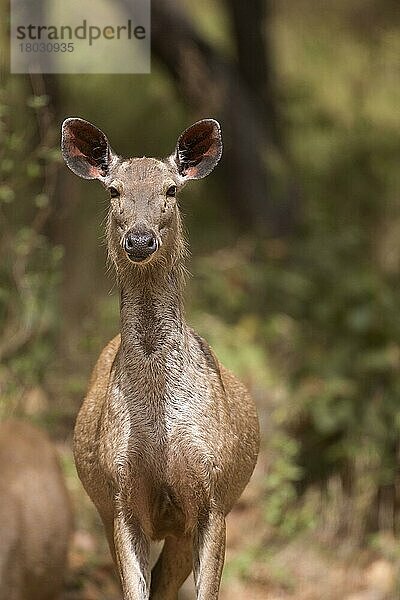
[109,186,120,198]
[166,184,176,197]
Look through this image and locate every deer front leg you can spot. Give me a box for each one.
[193,511,226,600]
[113,510,150,600]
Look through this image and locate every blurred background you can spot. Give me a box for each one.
[1,0,400,598]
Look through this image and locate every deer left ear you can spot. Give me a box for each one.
[171,119,222,181]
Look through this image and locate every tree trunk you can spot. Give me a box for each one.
[112,0,297,233]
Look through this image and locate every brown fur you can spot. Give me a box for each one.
[0,420,72,600]
[62,118,260,599]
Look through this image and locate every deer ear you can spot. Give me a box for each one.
[172,119,222,180]
[61,118,116,180]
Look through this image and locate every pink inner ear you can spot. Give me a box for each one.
[87,164,103,178]
[68,143,85,159]
[202,143,219,158]
[185,166,199,178]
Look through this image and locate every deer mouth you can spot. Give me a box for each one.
[126,252,158,265]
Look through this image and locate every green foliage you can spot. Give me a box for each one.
[0,81,62,414]
[222,544,262,583]
[187,6,400,541]
[1,0,399,553]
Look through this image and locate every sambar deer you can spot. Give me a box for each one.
[61,117,259,599]
[0,420,72,600]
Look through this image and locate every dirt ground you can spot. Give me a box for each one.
[61,446,400,600]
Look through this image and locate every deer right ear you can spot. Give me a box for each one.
[61,118,116,180]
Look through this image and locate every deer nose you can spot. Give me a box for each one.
[123,229,158,262]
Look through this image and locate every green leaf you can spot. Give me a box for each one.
[0,184,15,203]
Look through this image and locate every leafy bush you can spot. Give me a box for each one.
[0,80,62,416]
[188,21,400,538]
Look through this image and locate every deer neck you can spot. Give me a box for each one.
[117,236,187,377]
[115,256,186,422]
[120,268,184,351]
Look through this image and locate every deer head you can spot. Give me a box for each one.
[61,118,222,271]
